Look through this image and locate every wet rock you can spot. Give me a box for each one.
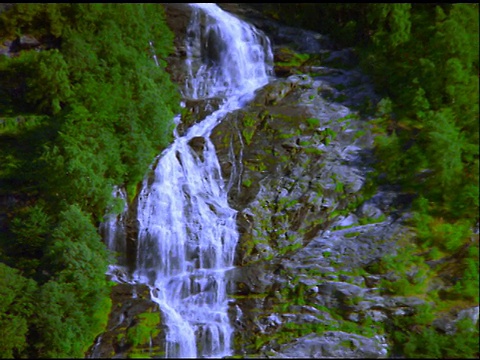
[19,35,41,47]
[229,262,274,295]
[0,40,12,57]
[366,310,388,323]
[432,317,458,335]
[290,222,406,272]
[313,281,367,311]
[364,275,382,288]
[332,214,358,228]
[162,4,193,86]
[273,332,388,358]
[188,136,206,156]
[457,306,480,325]
[433,306,480,335]
[322,48,359,69]
[9,35,41,52]
[87,283,167,358]
[207,33,414,354]
[357,202,384,220]
[384,296,426,308]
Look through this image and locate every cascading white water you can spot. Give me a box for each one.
[101,187,129,279]
[105,3,272,358]
[184,3,273,100]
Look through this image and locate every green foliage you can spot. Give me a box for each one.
[33,280,89,358]
[0,3,179,358]
[0,263,37,358]
[449,244,479,303]
[46,205,109,287]
[9,204,51,249]
[0,3,180,207]
[274,47,311,72]
[126,312,161,347]
[365,4,478,223]
[413,204,474,253]
[423,108,465,190]
[443,318,480,358]
[241,113,258,145]
[4,203,52,278]
[306,117,320,129]
[27,50,73,115]
[29,205,113,358]
[369,4,412,49]
[375,242,431,297]
[392,304,479,359]
[242,178,253,188]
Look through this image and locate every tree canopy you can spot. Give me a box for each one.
[0,4,180,358]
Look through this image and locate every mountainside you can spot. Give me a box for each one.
[0,4,477,359]
[89,4,478,358]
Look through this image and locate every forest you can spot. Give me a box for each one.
[0,4,180,358]
[0,3,478,358]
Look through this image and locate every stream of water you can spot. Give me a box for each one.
[103,3,273,358]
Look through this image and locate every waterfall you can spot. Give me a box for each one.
[101,187,129,282]
[184,3,273,100]
[128,3,273,358]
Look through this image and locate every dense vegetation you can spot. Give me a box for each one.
[259,3,479,358]
[0,4,180,358]
[1,3,477,359]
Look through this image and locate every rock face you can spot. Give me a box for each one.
[203,5,472,359]
[87,283,167,359]
[89,4,478,358]
[207,62,401,357]
[273,332,389,358]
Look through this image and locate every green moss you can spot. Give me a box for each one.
[241,113,258,145]
[353,129,366,140]
[116,332,125,342]
[335,181,345,193]
[345,295,363,306]
[358,213,386,225]
[344,231,361,238]
[306,117,320,128]
[274,48,311,68]
[126,311,161,347]
[231,293,267,301]
[242,178,252,188]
